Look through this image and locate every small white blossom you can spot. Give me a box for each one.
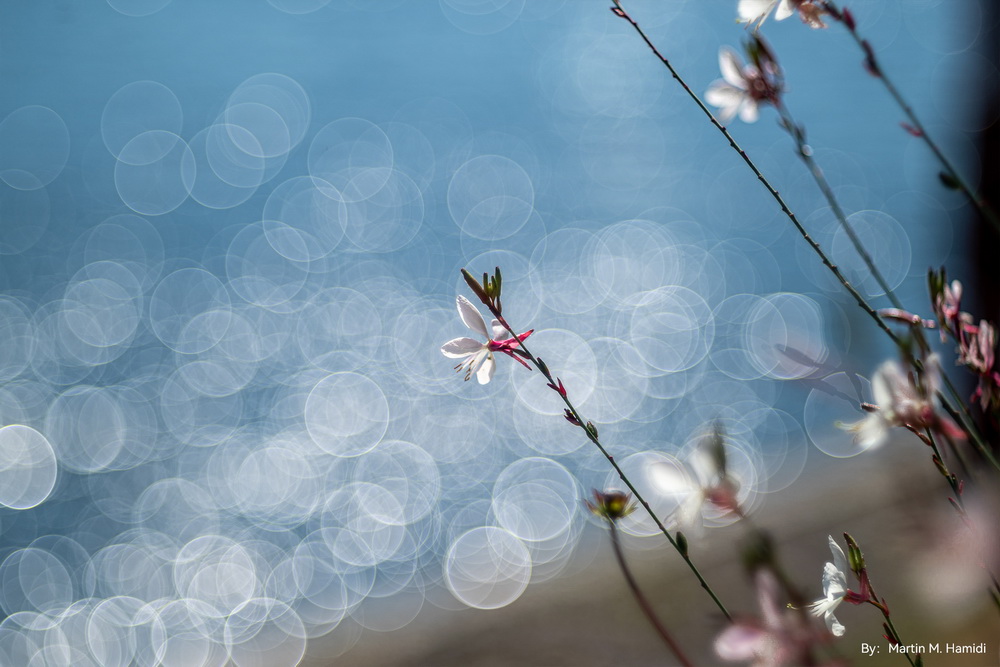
[706,48,779,124]
[738,0,827,29]
[441,295,533,385]
[808,535,848,637]
[839,354,963,448]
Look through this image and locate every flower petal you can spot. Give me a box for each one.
[775,0,796,21]
[476,352,495,384]
[827,535,848,580]
[718,47,747,88]
[705,84,745,123]
[715,623,767,661]
[737,0,777,25]
[457,295,489,338]
[825,611,845,637]
[491,319,507,341]
[441,337,484,358]
[738,100,760,124]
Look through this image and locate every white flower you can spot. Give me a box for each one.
[738,0,827,29]
[440,295,505,384]
[441,296,533,385]
[808,535,848,637]
[654,427,741,532]
[839,354,963,448]
[706,48,777,124]
[738,0,795,29]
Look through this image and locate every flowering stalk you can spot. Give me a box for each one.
[844,534,922,667]
[460,268,732,621]
[588,491,694,666]
[608,0,901,349]
[822,1,1000,237]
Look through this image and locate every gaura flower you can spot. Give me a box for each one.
[716,570,815,665]
[706,47,781,124]
[808,535,849,637]
[838,354,964,448]
[654,425,741,532]
[738,0,827,30]
[440,295,532,384]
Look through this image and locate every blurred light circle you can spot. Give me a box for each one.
[114,131,195,215]
[0,106,70,190]
[225,598,306,667]
[746,293,828,380]
[830,211,911,298]
[305,372,389,457]
[0,426,57,510]
[448,155,534,240]
[804,371,875,458]
[149,268,232,354]
[0,178,50,255]
[106,0,174,17]
[444,527,531,609]
[492,458,578,542]
[439,0,526,35]
[262,176,346,261]
[101,81,183,159]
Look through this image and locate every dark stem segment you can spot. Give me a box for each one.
[824,0,1000,237]
[608,1,901,348]
[608,521,694,667]
[486,305,732,621]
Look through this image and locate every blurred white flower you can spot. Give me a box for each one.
[706,47,779,124]
[738,0,827,29]
[838,354,964,448]
[441,295,532,384]
[808,535,848,637]
[716,570,815,665]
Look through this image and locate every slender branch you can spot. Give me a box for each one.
[608,522,694,666]
[824,0,1000,237]
[609,1,902,348]
[773,99,903,310]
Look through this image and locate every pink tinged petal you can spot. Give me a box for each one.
[738,100,760,123]
[755,571,784,630]
[441,337,485,358]
[476,352,495,384]
[775,0,795,21]
[718,48,747,88]
[456,295,489,338]
[715,623,767,661]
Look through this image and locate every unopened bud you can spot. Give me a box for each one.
[676,531,689,558]
[843,532,865,574]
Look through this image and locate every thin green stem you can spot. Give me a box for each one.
[608,522,694,666]
[485,305,732,621]
[609,1,901,348]
[773,99,903,310]
[823,0,1000,237]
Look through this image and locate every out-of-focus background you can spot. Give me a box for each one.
[0,1,995,665]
